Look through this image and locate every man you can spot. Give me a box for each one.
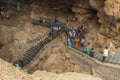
[102,47,110,62]
[89,48,95,57]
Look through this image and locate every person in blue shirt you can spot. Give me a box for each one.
[85,43,90,54]
[68,38,72,46]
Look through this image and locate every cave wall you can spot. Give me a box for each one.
[72,0,120,38]
[89,0,120,37]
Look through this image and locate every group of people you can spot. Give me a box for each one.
[39,16,59,24]
[66,16,78,22]
[0,7,10,20]
[49,26,62,38]
[67,25,110,62]
[67,26,94,56]
[38,16,110,62]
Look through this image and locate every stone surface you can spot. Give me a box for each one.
[0,59,32,80]
[32,70,102,80]
[23,34,83,74]
[0,58,102,80]
[89,0,120,37]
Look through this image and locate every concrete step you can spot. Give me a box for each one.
[22,58,30,66]
[38,41,44,46]
[26,53,35,60]
[25,47,39,54]
[25,50,37,56]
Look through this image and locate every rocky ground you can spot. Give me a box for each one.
[0,58,102,80]
[23,34,84,74]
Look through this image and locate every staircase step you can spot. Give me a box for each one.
[44,38,50,43]
[25,50,37,56]
[25,56,31,62]
[33,46,40,51]
[22,58,29,66]
[26,54,35,60]
[38,41,44,45]
[25,48,36,54]
[25,47,38,54]
[38,42,44,47]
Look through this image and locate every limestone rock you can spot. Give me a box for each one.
[32,70,102,80]
[0,58,102,80]
[74,65,81,72]
[0,59,32,80]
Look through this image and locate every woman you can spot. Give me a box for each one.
[75,37,80,47]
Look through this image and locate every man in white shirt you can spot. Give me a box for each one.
[102,47,110,62]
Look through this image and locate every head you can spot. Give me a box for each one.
[88,43,90,45]
[105,46,108,49]
[91,48,94,50]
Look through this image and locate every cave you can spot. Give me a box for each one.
[0,0,100,73]
[0,0,99,74]
[0,0,120,80]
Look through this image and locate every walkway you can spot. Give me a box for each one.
[33,19,120,65]
[13,19,120,68]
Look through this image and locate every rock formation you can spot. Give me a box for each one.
[23,34,84,74]
[0,58,102,80]
[0,23,48,62]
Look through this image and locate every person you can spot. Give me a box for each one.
[77,26,81,33]
[68,30,73,39]
[17,1,21,12]
[84,42,87,49]
[102,47,110,62]
[68,38,72,46]
[85,43,90,54]
[80,25,85,33]
[39,17,43,23]
[6,14,10,20]
[58,26,62,34]
[49,26,54,38]
[80,37,85,47]
[69,16,73,21]
[43,18,45,23]
[89,48,95,57]
[80,33,85,39]
[0,8,4,19]
[54,16,59,23]
[75,37,80,47]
